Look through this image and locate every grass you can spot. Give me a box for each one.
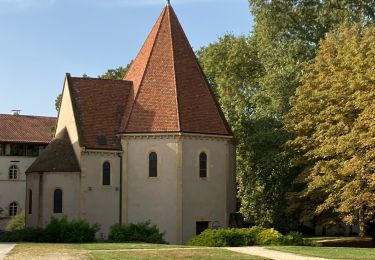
[268,246,375,259]
[5,243,268,260]
[90,248,268,260]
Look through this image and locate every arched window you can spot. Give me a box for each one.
[9,202,18,217]
[149,152,157,177]
[53,189,63,214]
[102,162,111,186]
[9,165,18,180]
[199,152,207,178]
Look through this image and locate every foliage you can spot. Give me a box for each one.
[247,0,375,227]
[187,226,303,247]
[0,217,99,243]
[44,217,99,243]
[5,211,25,231]
[108,221,166,244]
[286,26,375,230]
[99,64,131,80]
[0,228,45,242]
[198,34,298,228]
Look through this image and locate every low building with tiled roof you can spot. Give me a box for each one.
[25,3,236,244]
[0,113,56,230]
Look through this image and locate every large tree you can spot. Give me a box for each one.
[286,26,375,234]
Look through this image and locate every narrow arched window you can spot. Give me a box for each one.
[53,189,63,213]
[102,162,111,186]
[28,189,33,214]
[9,202,18,217]
[9,165,18,180]
[149,152,157,177]
[199,152,207,178]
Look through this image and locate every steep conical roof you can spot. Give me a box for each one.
[121,4,232,136]
[26,128,81,173]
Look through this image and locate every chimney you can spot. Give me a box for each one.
[11,110,21,116]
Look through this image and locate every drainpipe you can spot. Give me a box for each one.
[118,152,123,225]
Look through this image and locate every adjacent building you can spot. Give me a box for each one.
[0,113,55,230]
[25,3,237,244]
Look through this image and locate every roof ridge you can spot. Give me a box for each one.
[0,114,56,119]
[124,6,168,131]
[70,77,133,83]
[168,5,181,132]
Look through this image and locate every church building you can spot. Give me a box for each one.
[26,3,236,244]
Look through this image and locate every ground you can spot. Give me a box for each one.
[5,243,267,260]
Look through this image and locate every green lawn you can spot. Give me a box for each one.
[268,246,375,259]
[5,243,268,260]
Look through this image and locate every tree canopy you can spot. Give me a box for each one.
[286,26,375,229]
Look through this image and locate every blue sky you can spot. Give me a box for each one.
[0,0,253,117]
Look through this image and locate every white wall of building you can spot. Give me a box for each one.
[0,156,36,230]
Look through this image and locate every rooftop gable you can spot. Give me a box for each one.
[67,76,133,150]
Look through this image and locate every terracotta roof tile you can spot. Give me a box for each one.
[122,5,232,136]
[68,77,132,150]
[0,114,56,143]
[26,128,80,173]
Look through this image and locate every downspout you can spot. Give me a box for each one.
[118,152,123,225]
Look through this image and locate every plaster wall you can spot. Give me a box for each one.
[124,137,179,244]
[0,156,36,230]
[55,79,81,159]
[27,172,81,228]
[80,152,121,239]
[181,138,236,244]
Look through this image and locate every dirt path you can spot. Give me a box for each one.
[227,247,329,260]
[0,244,16,260]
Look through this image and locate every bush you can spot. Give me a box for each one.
[109,221,165,244]
[282,231,304,246]
[5,211,25,231]
[0,217,99,243]
[0,228,44,242]
[187,226,303,247]
[256,228,283,245]
[44,217,100,243]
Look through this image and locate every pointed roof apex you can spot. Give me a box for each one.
[121,4,232,136]
[167,0,171,5]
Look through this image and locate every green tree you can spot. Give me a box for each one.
[99,64,131,80]
[286,26,375,235]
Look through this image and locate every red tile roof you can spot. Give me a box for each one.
[121,5,232,136]
[26,128,81,173]
[0,114,56,143]
[68,76,132,150]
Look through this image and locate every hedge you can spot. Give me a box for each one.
[187,226,304,247]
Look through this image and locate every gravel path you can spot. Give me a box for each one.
[0,244,16,260]
[227,247,329,260]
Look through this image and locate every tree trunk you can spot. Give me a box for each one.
[359,207,366,238]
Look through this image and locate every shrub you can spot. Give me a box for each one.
[282,231,304,246]
[0,228,44,242]
[188,229,248,247]
[187,226,303,247]
[256,228,283,245]
[44,217,100,243]
[0,217,99,243]
[109,221,165,244]
[5,211,25,231]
